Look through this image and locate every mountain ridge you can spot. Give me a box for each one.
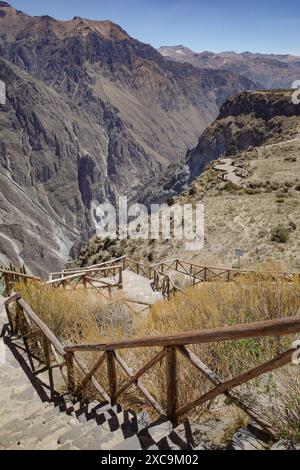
[158,45,300,89]
[0,3,256,275]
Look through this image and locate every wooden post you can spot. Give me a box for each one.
[204,268,207,282]
[5,304,14,335]
[66,352,75,393]
[4,274,11,297]
[43,335,51,368]
[83,275,88,289]
[118,266,123,289]
[166,347,178,425]
[106,351,117,405]
[15,302,24,336]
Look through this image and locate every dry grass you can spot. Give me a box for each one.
[14,275,300,442]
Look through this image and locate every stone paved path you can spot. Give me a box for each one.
[0,296,191,450]
[0,295,286,451]
[122,271,163,305]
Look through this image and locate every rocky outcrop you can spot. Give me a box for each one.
[0,3,256,275]
[139,90,300,205]
[188,90,300,181]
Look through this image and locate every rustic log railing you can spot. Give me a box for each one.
[65,315,300,434]
[124,258,154,280]
[47,256,300,302]
[45,265,123,298]
[4,295,67,379]
[0,269,39,296]
[151,259,299,286]
[4,294,300,436]
[152,268,184,299]
[49,256,127,281]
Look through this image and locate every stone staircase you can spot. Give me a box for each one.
[0,295,196,450]
[1,295,294,451]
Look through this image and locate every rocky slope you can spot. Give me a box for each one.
[159,46,300,89]
[138,90,300,204]
[76,90,300,272]
[0,3,256,276]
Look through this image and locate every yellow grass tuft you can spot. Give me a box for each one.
[14,275,300,441]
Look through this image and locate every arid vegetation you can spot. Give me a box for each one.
[15,274,300,444]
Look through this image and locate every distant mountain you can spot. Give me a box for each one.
[158,46,300,89]
[0,3,256,275]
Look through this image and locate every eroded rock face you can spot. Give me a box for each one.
[188,91,300,181]
[139,90,300,205]
[0,4,256,275]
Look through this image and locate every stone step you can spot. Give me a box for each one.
[58,419,99,447]
[153,420,196,450]
[63,399,123,425]
[113,416,173,450]
[0,412,72,450]
[92,409,139,450]
[227,427,270,451]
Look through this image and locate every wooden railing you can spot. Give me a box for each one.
[4,294,300,436]
[152,268,183,299]
[48,256,300,302]
[123,256,300,300]
[0,270,39,296]
[151,259,300,286]
[4,295,67,379]
[48,257,127,281]
[64,315,300,434]
[45,265,123,299]
[124,258,154,280]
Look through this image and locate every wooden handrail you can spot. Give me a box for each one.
[151,258,299,278]
[174,347,296,418]
[0,269,39,280]
[64,315,300,353]
[46,265,123,287]
[12,297,65,357]
[4,293,300,432]
[49,256,127,277]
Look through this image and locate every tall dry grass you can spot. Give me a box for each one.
[15,275,300,442]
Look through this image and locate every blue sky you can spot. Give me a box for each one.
[9,0,300,54]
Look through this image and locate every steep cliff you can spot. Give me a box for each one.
[0,3,256,275]
[77,90,300,272]
[139,90,300,204]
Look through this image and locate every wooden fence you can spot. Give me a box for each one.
[48,256,127,281]
[5,294,300,436]
[0,270,39,297]
[46,256,300,302]
[45,265,123,299]
[151,258,299,286]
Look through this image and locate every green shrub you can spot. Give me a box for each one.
[271,226,290,243]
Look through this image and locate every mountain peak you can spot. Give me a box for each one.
[0,4,129,41]
[56,18,129,41]
[0,2,26,17]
